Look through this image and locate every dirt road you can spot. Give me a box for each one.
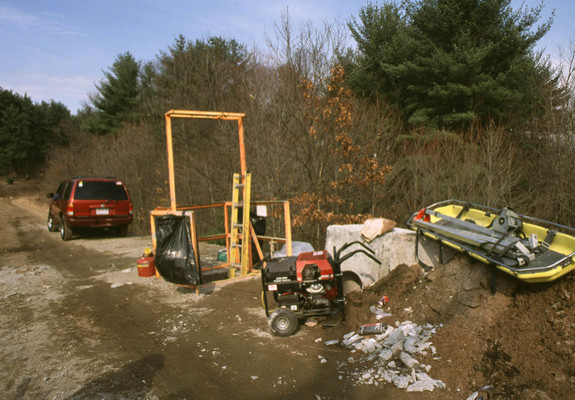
[3,189,574,399]
[0,196,431,400]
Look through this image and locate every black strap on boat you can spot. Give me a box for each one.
[487,232,511,257]
[487,223,522,258]
[496,239,518,258]
[455,202,471,219]
[541,230,557,250]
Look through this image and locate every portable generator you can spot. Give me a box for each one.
[261,241,380,336]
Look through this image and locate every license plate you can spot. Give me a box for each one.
[96,208,109,215]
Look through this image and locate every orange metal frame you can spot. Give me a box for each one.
[164,110,247,211]
[151,110,292,289]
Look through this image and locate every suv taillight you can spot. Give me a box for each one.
[129,202,133,215]
[66,203,74,216]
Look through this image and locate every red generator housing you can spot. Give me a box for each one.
[262,242,379,336]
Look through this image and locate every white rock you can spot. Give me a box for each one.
[378,349,394,361]
[414,373,446,389]
[384,328,405,347]
[390,341,404,357]
[343,331,355,339]
[400,321,418,336]
[342,334,362,347]
[306,319,318,327]
[399,352,419,369]
[466,391,479,400]
[404,337,418,353]
[375,325,394,341]
[417,341,432,353]
[407,379,436,392]
[392,375,412,389]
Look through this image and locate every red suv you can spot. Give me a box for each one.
[47,177,133,240]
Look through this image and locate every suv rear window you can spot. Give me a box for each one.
[74,181,128,201]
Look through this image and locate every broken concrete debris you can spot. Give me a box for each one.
[339,320,445,392]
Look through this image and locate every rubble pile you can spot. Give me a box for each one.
[338,320,446,392]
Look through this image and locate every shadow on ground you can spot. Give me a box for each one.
[66,354,165,400]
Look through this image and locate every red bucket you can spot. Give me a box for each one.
[137,256,156,277]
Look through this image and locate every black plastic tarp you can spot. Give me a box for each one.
[154,214,200,285]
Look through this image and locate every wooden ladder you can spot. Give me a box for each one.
[229,172,251,278]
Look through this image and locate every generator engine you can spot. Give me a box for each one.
[262,242,380,336]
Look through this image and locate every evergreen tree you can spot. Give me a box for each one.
[88,52,141,134]
[0,88,70,175]
[348,0,554,128]
[39,100,72,147]
[147,35,249,112]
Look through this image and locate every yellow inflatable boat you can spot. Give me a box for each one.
[407,200,575,283]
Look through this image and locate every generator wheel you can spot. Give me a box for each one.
[269,308,299,337]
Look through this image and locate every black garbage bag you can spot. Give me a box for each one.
[154,215,200,285]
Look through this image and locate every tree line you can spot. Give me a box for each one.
[6,0,575,247]
[0,89,70,176]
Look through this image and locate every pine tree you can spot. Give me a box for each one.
[0,88,71,175]
[88,52,140,134]
[348,0,554,129]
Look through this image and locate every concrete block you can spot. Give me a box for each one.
[324,225,418,290]
[324,223,459,290]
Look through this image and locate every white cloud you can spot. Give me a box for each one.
[0,3,38,27]
[3,72,94,112]
[0,3,84,36]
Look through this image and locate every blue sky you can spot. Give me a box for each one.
[0,0,572,114]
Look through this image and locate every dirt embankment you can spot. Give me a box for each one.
[345,259,575,399]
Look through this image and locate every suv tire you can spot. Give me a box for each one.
[60,218,73,241]
[47,212,57,232]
